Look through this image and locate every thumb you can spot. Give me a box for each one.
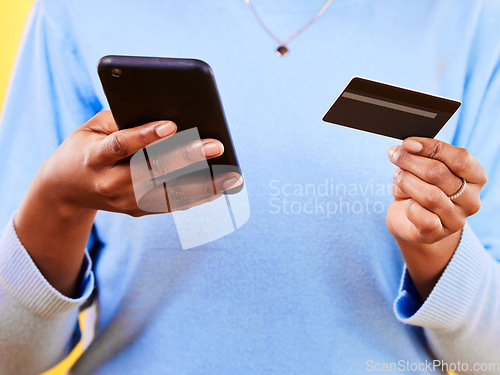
[100,120,177,162]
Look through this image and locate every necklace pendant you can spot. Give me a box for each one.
[276,45,289,56]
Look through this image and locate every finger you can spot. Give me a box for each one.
[171,194,221,212]
[145,138,224,178]
[163,171,242,204]
[135,171,242,212]
[400,137,487,186]
[394,168,466,233]
[136,184,221,213]
[392,168,411,200]
[136,173,241,212]
[393,184,411,200]
[405,199,446,244]
[166,174,240,211]
[388,146,483,215]
[214,172,244,193]
[100,119,177,163]
[388,146,464,196]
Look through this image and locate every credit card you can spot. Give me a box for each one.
[322,77,461,140]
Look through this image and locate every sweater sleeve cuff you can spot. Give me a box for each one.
[393,223,492,329]
[0,214,94,319]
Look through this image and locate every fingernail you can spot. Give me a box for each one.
[155,121,176,137]
[222,178,240,191]
[202,141,222,157]
[404,139,423,153]
[388,145,397,159]
[393,167,402,180]
[405,199,413,211]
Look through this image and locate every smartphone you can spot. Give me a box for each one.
[97,55,242,184]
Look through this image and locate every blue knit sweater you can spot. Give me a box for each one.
[1,1,500,374]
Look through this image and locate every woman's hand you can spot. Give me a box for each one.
[14,110,235,296]
[386,137,487,300]
[41,110,236,217]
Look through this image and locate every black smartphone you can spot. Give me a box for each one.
[97,55,241,183]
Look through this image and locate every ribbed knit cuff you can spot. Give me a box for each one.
[0,214,94,320]
[394,223,492,330]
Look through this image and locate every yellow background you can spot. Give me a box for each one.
[0,0,33,109]
[0,2,459,375]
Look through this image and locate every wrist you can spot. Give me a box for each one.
[36,160,97,221]
[14,165,97,297]
[396,231,462,301]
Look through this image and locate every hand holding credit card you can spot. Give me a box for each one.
[322,77,461,139]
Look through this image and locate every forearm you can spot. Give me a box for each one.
[14,164,96,297]
[396,230,462,301]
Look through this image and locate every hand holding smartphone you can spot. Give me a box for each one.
[98,55,243,212]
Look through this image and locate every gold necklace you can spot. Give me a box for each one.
[244,0,335,56]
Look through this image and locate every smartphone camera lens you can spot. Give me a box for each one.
[111,68,122,78]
